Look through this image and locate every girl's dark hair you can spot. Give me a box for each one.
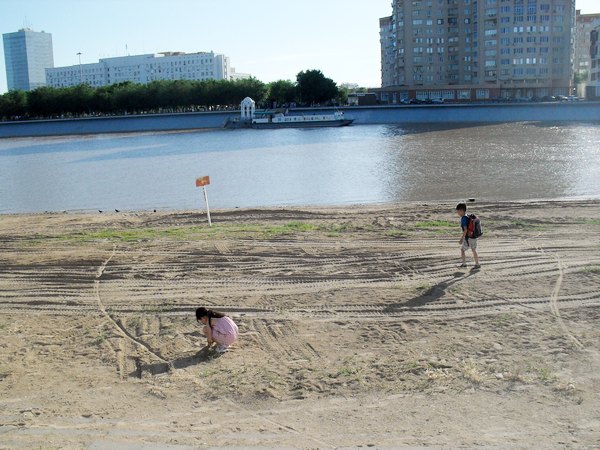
[195,307,225,326]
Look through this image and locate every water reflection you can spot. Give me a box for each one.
[379,122,599,202]
[0,122,598,213]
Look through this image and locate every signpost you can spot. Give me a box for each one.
[195,176,212,226]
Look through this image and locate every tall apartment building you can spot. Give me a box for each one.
[379,0,576,103]
[574,10,600,96]
[46,51,231,88]
[3,28,54,91]
[591,25,600,98]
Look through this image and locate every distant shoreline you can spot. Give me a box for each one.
[3,197,600,217]
[1,102,599,138]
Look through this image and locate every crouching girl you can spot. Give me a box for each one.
[195,307,238,353]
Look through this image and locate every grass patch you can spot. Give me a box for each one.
[582,266,600,274]
[576,219,600,225]
[510,220,549,231]
[336,366,360,377]
[332,357,364,379]
[414,220,454,228]
[459,360,488,385]
[385,228,406,237]
[536,367,557,384]
[55,221,360,243]
[94,331,107,346]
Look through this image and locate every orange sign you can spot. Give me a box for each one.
[196,176,210,187]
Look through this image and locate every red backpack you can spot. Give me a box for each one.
[467,214,483,238]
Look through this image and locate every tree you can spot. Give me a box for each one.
[0,90,27,119]
[60,84,95,115]
[27,87,60,117]
[231,77,267,104]
[337,86,349,105]
[266,80,298,105]
[296,70,339,105]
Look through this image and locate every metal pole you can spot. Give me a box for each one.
[77,52,82,84]
[203,186,212,227]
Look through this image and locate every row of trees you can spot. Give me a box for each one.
[0,70,348,120]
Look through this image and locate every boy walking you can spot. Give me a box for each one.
[456,203,480,269]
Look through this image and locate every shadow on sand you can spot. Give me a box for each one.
[384,267,479,312]
[130,346,222,378]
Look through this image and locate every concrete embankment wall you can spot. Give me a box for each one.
[1,102,598,138]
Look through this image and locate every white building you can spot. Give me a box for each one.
[46,51,232,88]
[3,28,54,91]
[574,11,600,97]
[379,0,577,102]
[591,25,600,98]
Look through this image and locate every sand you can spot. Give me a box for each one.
[1,200,599,449]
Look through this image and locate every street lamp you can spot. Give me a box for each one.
[77,52,83,84]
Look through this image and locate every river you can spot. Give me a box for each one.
[1,122,599,213]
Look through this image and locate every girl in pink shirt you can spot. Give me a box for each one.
[196,307,238,353]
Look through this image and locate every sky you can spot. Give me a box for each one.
[1,0,599,94]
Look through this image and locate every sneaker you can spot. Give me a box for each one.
[459,263,467,268]
[216,344,229,353]
[473,264,481,269]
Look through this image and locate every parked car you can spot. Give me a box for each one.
[431,98,444,104]
[541,95,557,102]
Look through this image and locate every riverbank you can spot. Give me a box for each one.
[1,200,599,447]
[1,102,599,137]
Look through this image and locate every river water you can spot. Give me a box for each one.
[0,122,598,213]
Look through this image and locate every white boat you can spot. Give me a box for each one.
[226,97,353,129]
[250,109,353,128]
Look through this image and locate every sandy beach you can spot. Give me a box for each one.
[1,200,599,448]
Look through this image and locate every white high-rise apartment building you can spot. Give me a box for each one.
[46,51,231,88]
[591,25,600,97]
[379,0,576,102]
[574,10,600,96]
[3,28,54,91]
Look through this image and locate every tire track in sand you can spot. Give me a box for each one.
[94,245,172,369]
[547,253,584,350]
